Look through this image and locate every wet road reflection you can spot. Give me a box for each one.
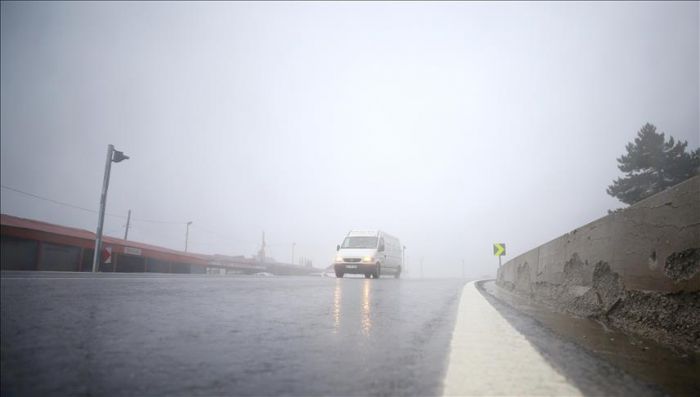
[361,279,372,336]
[333,279,341,333]
[331,278,374,337]
[2,274,465,396]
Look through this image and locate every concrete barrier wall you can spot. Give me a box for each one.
[498,175,700,294]
[496,176,700,351]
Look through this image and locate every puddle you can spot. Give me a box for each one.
[480,280,700,396]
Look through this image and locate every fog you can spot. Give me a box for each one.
[1,1,698,278]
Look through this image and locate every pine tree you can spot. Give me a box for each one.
[607,123,699,205]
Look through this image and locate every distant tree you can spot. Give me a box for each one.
[607,123,699,205]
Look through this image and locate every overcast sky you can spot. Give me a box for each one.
[1,1,698,278]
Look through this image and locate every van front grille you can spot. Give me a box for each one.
[344,258,361,263]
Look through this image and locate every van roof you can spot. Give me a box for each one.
[347,230,379,237]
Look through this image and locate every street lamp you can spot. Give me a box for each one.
[92,144,129,272]
[185,221,193,252]
[402,245,406,273]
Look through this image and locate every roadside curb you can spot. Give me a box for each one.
[442,280,581,396]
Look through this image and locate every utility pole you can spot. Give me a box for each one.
[92,144,129,272]
[292,242,296,265]
[123,209,131,240]
[257,232,266,263]
[185,221,193,252]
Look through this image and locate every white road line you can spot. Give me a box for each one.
[0,276,249,280]
[443,281,581,396]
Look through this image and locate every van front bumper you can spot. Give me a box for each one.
[334,263,377,274]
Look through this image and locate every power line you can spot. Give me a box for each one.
[1,184,110,216]
[130,217,186,225]
[2,184,318,258]
[193,226,258,245]
[1,184,188,225]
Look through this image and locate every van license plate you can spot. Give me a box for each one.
[346,265,358,269]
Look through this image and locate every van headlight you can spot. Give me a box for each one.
[362,256,373,263]
[335,255,343,263]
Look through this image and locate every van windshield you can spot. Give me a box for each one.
[341,236,378,249]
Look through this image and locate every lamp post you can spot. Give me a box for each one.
[185,221,193,252]
[92,144,129,272]
[402,245,406,274]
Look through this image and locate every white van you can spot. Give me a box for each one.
[334,230,402,279]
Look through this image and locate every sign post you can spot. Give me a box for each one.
[493,243,506,267]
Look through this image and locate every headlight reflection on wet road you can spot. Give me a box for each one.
[331,279,373,336]
[333,279,342,333]
[361,279,372,336]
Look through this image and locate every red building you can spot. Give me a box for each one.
[1,214,319,275]
[1,214,209,273]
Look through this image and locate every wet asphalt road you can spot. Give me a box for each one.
[1,273,465,396]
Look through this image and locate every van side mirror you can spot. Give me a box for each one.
[378,245,385,252]
[336,244,340,251]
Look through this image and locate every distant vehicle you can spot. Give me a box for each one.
[334,230,402,279]
[252,272,274,277]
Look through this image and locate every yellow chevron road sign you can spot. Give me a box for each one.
[493,243,506,257]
